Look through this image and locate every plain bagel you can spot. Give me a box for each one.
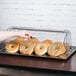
[5,41,19,53]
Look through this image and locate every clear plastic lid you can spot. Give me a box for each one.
[7,26,72,52]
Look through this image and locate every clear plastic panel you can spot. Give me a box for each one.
[7,26,72,52]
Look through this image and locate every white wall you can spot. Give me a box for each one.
[0,0,76,46]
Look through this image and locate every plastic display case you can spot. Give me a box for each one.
[0,27,75,60]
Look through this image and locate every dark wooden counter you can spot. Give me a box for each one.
[0,47,76,73]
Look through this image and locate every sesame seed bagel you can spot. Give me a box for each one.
[34,42,47,56]
[47,42,66,57]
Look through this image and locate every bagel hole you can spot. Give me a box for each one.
[40,47,43,49]
[10,45,15,48]
[25,46,28,49]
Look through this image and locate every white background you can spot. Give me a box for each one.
[0,0,76,45]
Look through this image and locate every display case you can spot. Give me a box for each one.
[0,27,75,60]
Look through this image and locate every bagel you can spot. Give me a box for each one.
[15,37,24,41]
[19,42,34,55]
[55,42,68,50]
[5,41,19,53]
[42,40,53,46]
[14,37,27,45]
[28,38,39,47]
[47,42,66,57]
[34,42,47,56]
[63,43,69,50]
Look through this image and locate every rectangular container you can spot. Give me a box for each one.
[0,27,76,60]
